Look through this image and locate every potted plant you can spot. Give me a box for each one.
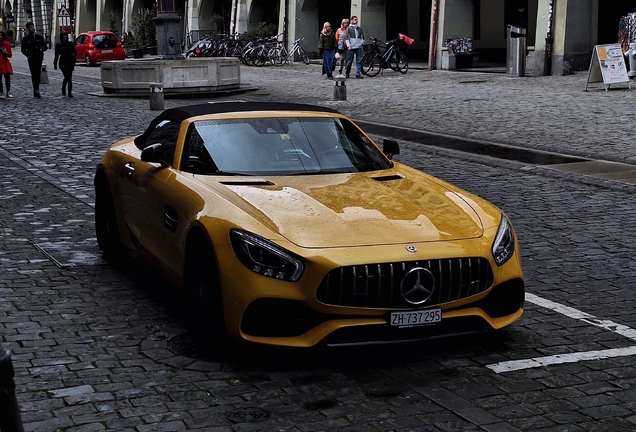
[132,7,157,57]
[210,14,225,33]
[123,36,136,57]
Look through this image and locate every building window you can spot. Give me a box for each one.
[158,0,176,13]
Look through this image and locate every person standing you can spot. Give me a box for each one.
[54,31,77,97]
[0,31,13,99]
[345,15,365,78]
[335,18,349,75]
[21,22,48,98]
[317,22,336,79]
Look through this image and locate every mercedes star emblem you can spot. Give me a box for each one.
[406,245,418,253]
[400,266,435,305]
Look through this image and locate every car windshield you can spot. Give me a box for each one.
[183,117,392,176]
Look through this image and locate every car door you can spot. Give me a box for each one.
[117,120,184,267]
[74,34,87,62]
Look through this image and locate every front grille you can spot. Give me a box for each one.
[316,257,493,309]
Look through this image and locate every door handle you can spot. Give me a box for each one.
[124,162,135,175]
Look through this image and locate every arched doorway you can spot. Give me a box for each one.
[248,0,279,32]
[598,0,636,44]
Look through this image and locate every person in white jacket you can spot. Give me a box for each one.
[345,16,365,78]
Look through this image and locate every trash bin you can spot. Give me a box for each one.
[333,75,346,100]
[40,65,49,84]
[507,25,526,77]
[149,83,164,110]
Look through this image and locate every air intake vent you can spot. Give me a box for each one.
[371,174,404,182]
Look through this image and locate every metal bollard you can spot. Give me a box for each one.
[149,83,164,110]
[0,343,24,432]
[40,65,49,84]
[333,74,346,100]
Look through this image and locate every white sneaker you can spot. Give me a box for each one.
[0,92,4,99]
[6,92,12,99]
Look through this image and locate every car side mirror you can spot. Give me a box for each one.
[382,138,400,160]
[140,143,169,167]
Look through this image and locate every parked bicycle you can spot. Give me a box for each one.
[242,35,280,66]
[361,35,410,76]
[186,33,245,58]
[268,37,310,66]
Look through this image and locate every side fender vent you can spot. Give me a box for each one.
[164,206,179,232]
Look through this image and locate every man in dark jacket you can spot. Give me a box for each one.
[21,22,48,97]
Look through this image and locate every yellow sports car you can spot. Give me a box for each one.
[94,102,524,347]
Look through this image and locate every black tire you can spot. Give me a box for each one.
[269,47,284,66]
[388,53,399,72]
[94,173,124,263]
[363,54,382,77]
[299,48,310,65]
[183,234,228,343]
[254,46,268,66]
[394,50,409,74]
[85,55,93,67]
[241,47,256,66]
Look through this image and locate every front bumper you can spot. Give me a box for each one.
[240,278,524,347]
[215,241,525,347]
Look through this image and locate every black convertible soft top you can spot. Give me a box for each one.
[134,102,341,150]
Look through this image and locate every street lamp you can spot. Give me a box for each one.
[0,342,24,432]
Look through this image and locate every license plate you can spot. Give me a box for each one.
[390,308,441,328]
[102,49,113,53]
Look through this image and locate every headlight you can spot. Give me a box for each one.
[492,215,515,266]
[230,229,304,282]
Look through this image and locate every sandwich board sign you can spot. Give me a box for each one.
[585,44,631,91]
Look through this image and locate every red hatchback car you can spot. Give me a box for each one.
[75,31,125,66]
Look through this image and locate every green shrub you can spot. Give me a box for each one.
[132,6,157,46]
[210,14,225,32]
[108,11,118,36]
[244,22,278,40]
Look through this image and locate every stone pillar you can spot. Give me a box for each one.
[550,0,595,75]
[153,13,184,59]
[527,0,551,76]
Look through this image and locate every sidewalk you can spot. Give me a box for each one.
[235,60,636,166]
[7,49,635,167]
[3,48,636,432]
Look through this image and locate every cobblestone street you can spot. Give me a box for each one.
[2,51,636,431]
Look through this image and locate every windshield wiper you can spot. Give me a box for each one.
[287,169,356,176]
[211,171,249,176]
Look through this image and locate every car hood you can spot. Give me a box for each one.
[196,169,485,248]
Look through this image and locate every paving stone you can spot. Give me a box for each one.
[4,52,636,431]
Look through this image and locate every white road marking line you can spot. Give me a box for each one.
[487,346,636,373]
[525,293,636,341]
[486,293,636,373]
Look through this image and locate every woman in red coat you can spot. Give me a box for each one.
[0,31,13,99]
